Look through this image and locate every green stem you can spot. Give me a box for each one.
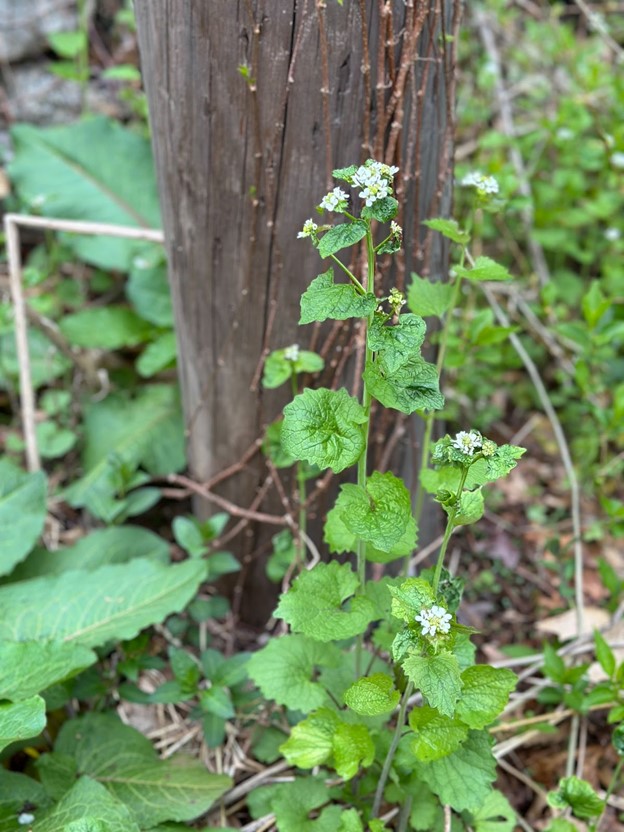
[355,224,375,677]
[597,756,623,831]
[406,245,468,577]
[329,253,366,294]
[291,370,306,566]
[372,681,414,817]
[432,467,468,595]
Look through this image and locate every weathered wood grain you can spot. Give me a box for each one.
[135,0,456,624]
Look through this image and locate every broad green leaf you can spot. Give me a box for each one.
[0,769,51,821]
[361,196,398,222]
[247,634,340,712]
[454,256,512,282]
[55,714,231,826]
[0,559,207,648]
[594,629,616,678]
[0,328,71,391]
[318,221,367,258]
[0,641,96,701]
[137,332,178,377]
[0,695,46,753]
[471,790,516,832]
[275,562,376,641]
[267,530,297,582]
[333,722,375,780]
[338,809,364,832]
[281,387,367,473]
[65,385,185,515]
[543,821,578,832]
[402,651,462,717]
[9,118,161,271]
[127,260,174,327]
[271,777,342,832]
[332,164,358,182]
[368,313,426,373]
[344,673,400,716]
[35,752,78,801]
[582,281,610,328]
[324,499,417,563]
[414,730,496,812]
[389,578,435,623]
[408,274,454,318]
[423,218,470,245]
[280,708,336,769]
[262,419,296,468]
[453,488,485,526]
[48,30,87,58]
[364,356,444,413]
[36,421,77,459]
[0,460,46,577]
[10,525,169,581]
[340,472,413,553]
[456,666,517,729]
[300,269,376,324]
[547,776,605,820]
[483,444,526,481]
[35,777,141,832]
[262,347,324,388]
[408,705,468,761]
[59,307,153,349]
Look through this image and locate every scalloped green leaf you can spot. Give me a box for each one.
[344,673,400,716]
[339,472,413,553]
[275,562,376,641]
[423,218,470,245]
[300,269,377,324]
[414,730,497,812]
[318,221,367,258]
[408,705,469,761]
[389,578,435,623]
[408,274,454,318]
[402,651,462,717]
[281,387,367,473]
[368,313,426,373]
[454,256,512,282]
[456,666,517,729]
[361,197,398,223]
[247,635,341,713]
[263,348,324,388]
[364,356,444,414]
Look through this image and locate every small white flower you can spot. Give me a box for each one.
[320,187,349,212]
[461,171,499,196]
[604,227,621,242]
[297,218,318,238]
[451,430,482,456]
[415,604,452,637]
[610,152,624,170]
[284,344,300,362]
[18,814,35,826]
[391,221,402,236]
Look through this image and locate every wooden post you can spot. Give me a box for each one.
[135,0,459,625]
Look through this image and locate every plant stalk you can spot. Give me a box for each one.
[432,467,468,594]
[291,369,306,566]
[372,681,414,817]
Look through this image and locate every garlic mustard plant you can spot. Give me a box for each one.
[248,159,528,830]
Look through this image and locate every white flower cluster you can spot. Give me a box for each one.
[415,604,452,637]
[390,220,402,236]
[604,227,621,242]
[298,218,318,239]
[353,161,399,207]
[461,171,499,196]
[284,344,300,362]
[610,152,624,170]
[451,430,482,456]
[320,187,349,213]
